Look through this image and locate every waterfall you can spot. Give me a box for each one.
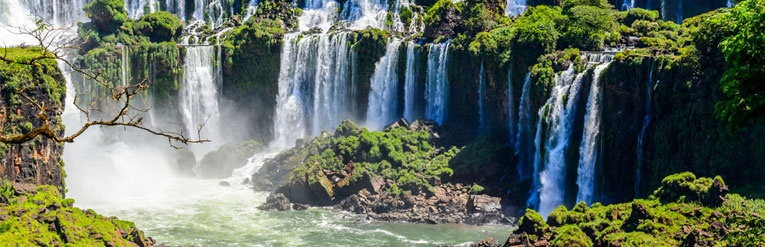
[125,0,158,19]
[120,45,130,87]
[506,68,515,144]
[515,73,533,179]
[425,42,450,125]
[530,64,584,216]
[505,0,526,16]
[366,39,402,130]
[0,0,87,46]
[478,62,487,131]
[575,56,613,205]
[635,59,655,197]
[676,0,683,23]
[403,43,418,122]
[271,33,353,149]
[180,46,222,154]
[727,0,734,8]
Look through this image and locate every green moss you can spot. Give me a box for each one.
[0,183,151,245]
[283,120,458,195]
[133,11,183,42]
[516,173,764,246]
[550,225,592,247]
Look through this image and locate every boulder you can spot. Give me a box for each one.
[171,149,196,177]
[467,195,501,213]
[198,140,262,179]
[257,193,292,211]
[470,237,499,247]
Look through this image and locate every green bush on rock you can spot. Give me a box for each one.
[83,0,128,33]
[508,172,764,246]
[134,11,183,42]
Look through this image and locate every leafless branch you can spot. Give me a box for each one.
[0,17,210,147]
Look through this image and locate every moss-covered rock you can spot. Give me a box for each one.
[0,181,154,246]
[133,11,183,42]
[0,48,67,192]
[496,173,765,246]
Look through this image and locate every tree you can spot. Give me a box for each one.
[715,0,765,131]
[0,18,208,147]
[83,0,128,33]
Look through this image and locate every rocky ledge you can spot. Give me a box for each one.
[253,119,514,225]
[0,181,155,246]
[470,172,765,247]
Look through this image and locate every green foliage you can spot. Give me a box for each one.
[516,173,765,246]
[550,225,592,247]
[133,11,183,42]
[714,0,765,131]
[285,120,459,194]
[624,8,659,26]
[469,183,484,194]
[83,0,128,33]
[0,183,150,245]
[559,6,615,50]
[510,6,566,65]
[561,0,612,10]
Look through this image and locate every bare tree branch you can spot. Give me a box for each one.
[0,16,210,147]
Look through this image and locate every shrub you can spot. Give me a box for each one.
[83,0,128,33]
[134,11,183,42]
[624,8,659,26]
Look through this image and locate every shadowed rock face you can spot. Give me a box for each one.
[0,52,66,192]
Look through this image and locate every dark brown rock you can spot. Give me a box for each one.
[257,193,292,211]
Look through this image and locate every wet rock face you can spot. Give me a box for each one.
[257,193,292,211]
[198,140,262,179]
[0,54,66,192]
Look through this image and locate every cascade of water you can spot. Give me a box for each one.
[180,46,222,154]
[530,64,584,216]
[515,73,533,179]
[425,42,450,125]
[661,0,666,21]
[120,45,130,87]
[343,0,391,31]
[635,59,655,197]
[403,43,418,122]
[506,68,515,144]
[575,56,613,205]
[505,0,527,17]
[271,33,354,149]
[366,39,403,130]
[125,0,158,19]
[478,62,487,131]
[676,0,683,23]
[727,0,734,8]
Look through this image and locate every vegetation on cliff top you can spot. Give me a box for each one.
[0,181,154,246]
[511,173,764,246]
[284,120,458,198]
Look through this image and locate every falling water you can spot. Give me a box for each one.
[530,64,584,216]
[478,62,487,131]
[515,73,533,179]
[271,33,354,149]
[366,39,403,130]
[403,43,418,122]
[506,68,515,144]
[635,59,655,197]
[676,0,683,23]
[425,42,450,125]
[727,0,734,8]
[180,46,222,154]
[505,0,527,16]
[125,0,158,19]
[575,56,613,205]
[120,45,131,87]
